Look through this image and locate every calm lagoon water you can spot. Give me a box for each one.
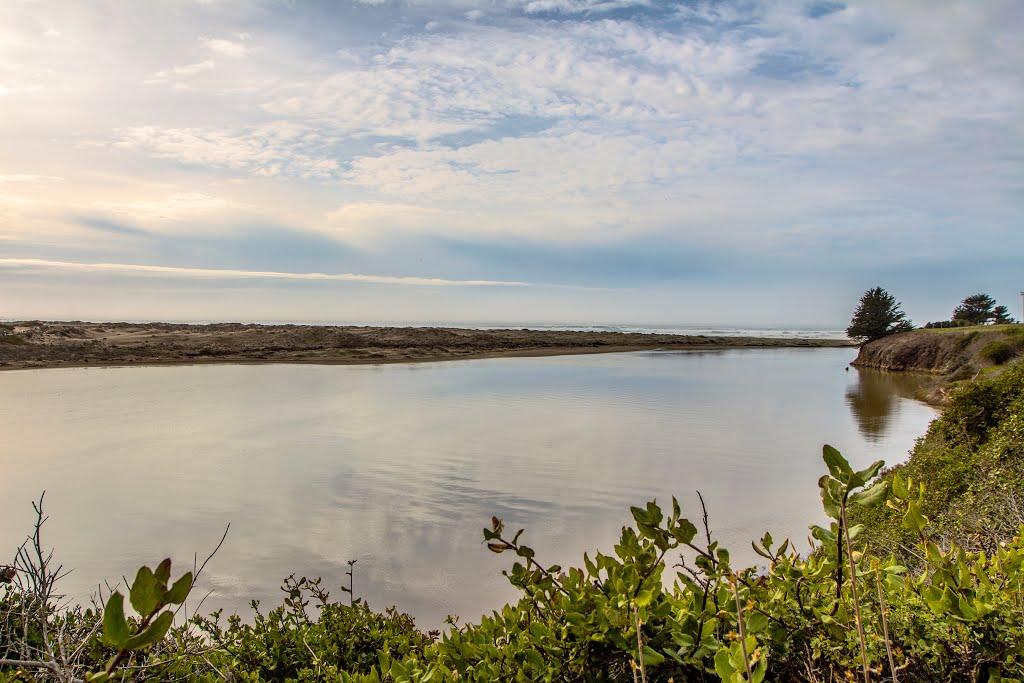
[0,348,935,627]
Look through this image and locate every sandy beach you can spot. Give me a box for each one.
[0,321,853,371]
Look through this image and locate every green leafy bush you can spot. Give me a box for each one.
[855,362,1024,554]
[4,443,1024,682]
[191,575,435,680]
[981,340,1018,365]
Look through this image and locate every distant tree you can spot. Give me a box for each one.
[992,305,1016,325]
[953,293,997,325]
[924,320,969,329]
[847,287,914,341]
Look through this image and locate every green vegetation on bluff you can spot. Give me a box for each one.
[853,361,1024,556]
[852,324,1024,380]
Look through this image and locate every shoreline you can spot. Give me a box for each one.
[0,321,854,372]
[850,325,1024,404]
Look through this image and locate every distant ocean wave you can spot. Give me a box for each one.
[24,317,849,341]
[346,321,850,340]
[464,324,849,340]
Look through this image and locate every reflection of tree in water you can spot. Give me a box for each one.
[846,368,929,442]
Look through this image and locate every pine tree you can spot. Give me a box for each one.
[992,305,1016,325]
[846,287,913,341]
[952,293,997,325]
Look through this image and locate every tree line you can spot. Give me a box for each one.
[847,288,1018,341]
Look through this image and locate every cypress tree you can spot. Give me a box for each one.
[846,287,913,341]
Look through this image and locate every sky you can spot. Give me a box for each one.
[1,0,1021,327]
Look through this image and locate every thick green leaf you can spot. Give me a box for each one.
[630,505,651,526]
[673,519,698,545]
[818,476,841,519]
[515,545,535,560]
[853,459,885,487]
[745,611,769,634]
[903,500,928,534]
[850,480,889,507]
[165,571,193,605]
[641,645,665,666]
[123,610,173,650]
[154,558,172,586]
[714,648,737,678]
[130,566,162,617]
[102,592,130,648]
[811,524,836,545]
[646,501,663,524]
[822,445,852,482]
[891,473,909,499]
[635,586,656,608]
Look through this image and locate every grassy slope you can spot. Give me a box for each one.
[852,324,1024,380]
[853,334,1024,555]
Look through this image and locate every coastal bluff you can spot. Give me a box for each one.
[852,325,1024,376]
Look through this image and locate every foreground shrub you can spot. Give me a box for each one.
[981,340,1017,365]
[855,362,1024,553]
[4,442,1024,682]
[193,576,436,680]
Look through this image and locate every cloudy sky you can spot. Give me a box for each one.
[1,0,1021,326]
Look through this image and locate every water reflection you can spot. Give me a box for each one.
[845,367,934,442]
[0,349,936,628]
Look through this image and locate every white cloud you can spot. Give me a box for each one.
[1,0,1020,306]
[145,59,216,85]
[519,0,650,14]
[0,174,63,184]
[0,193,41,210]
[97,192,232,222]
[89,3,1020,250]
[258,21,762,142]
[0,258,537,288]
[325,202,443,238]
[204,37,250,58]
[347,0,652,15]
[110,123,341,179]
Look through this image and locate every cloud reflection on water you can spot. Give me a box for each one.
[0,349,936,628]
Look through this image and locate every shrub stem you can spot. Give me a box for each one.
[732,576,753,683]
[841,504,871,683]
[875,570,898,683]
